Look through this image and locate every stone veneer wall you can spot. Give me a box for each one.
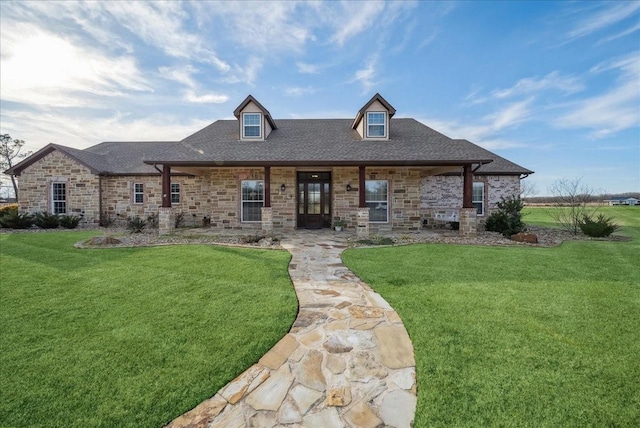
[17,151,101,224]
[420,174,521,221]
[17,153,521,232]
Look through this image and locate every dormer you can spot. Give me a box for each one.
[352,93,396,140]
[233,95,277,141]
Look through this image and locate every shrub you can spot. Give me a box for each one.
[147,213,158,229]
[126,216,146,233]
[0,211,33,229]
[59,215,81,229]
[579,214,620,237]
[100,212,114,227]
[33,211,60,229]
[485,195,526,237]
[175,212,185,228]
[0,204,18,218]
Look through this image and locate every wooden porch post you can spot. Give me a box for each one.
[264,166,271,208]
[161,164,171,208]
[358,165,366,208]
[462,164,473,208]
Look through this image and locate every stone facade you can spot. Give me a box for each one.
[17,151,101,225]
[15,153,522,232]
[421,174,520,223]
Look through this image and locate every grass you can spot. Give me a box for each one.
[343,207,640,427]
[0,231,297,427]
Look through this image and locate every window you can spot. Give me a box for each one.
[366,112,386,138]
[241,180,264,222]
[365,180,388,222]
[133,183,144,204]
[242,113,261,138]
[473,182,485,215]
[171,183,180,204]
[51,182,66,214]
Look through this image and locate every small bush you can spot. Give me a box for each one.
[175,212,185,228]
[485,195,526,237]
[126,216,146,233]
[147,213,158,229]
[59,215,81,229]
[0,211,34,229]
[0,204,19,218]
[34,212,60,229]
[579,214,620,237]
[100,212,114,227]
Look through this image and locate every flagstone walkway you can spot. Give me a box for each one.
[166,230,417,428]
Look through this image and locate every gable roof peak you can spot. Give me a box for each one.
[233,94,277,130]
[352,93,396,130]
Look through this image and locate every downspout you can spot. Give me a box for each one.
[98,174,103,226]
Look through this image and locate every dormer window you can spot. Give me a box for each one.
[367,112,387,138]
[243,113,262,138]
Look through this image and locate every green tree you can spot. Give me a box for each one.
[0,134,31,200]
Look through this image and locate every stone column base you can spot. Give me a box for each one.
[459,208,477,237]
[158,207,175,236]
[356,207,370,239]
[261,207,273,234]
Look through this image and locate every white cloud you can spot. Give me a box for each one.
[484,98,534,131]
[567,2,640,40]
[0,109,209,151]
[159,65,229,104]
[492,72,583,98]
[329,2,387,46]
[597,21,640,44]
[204,2,313,54]
[352,56,379,93]
[297,62,322,74]
[0,23,150,108]
[556,53,640,137]
[285,86,317,96]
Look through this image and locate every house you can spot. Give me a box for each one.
[604,196,639,206]
[5,94,533,237]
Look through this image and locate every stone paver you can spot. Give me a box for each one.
[165,230,417,427]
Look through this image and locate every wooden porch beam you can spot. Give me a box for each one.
[264,166,271,208]
[463,164,473,208]
[359,165,366,208]
[161,164,171,208]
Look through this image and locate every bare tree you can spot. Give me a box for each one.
[520,179,537,202]
[548,177,598,235]
[0,134,31,200]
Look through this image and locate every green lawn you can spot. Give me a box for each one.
[343,207,640,427]
[0,232,297,427]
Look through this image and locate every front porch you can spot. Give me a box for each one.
[156,164,479,238]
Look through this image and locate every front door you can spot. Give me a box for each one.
[297,172,331,228]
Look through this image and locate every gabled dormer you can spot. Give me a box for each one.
[352,93,396,140]
[233,95,277,141]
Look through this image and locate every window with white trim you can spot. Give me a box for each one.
[366,112,386,138]
[171,183,180,204]
[242,113,262,138]
[133,183,144,204]
[473,182,485,215]
[241,180,264,222]
[51,182,66,214]
[365,180,388,222]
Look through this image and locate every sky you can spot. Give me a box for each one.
[1,0,639,196]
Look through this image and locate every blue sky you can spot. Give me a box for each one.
[1,0,638,195]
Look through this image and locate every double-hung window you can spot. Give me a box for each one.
[133,183,144,204]
[365,180,388,222]
[366,112,386,138]
[171,183,180,204]
[51,182,66,214]
[242,113,261,138]
[473,182,485,216]
[241,180,264,222]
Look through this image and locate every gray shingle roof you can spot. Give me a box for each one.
[6,119,533,176]
[147,118,497,166]
[453,140,534,175]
